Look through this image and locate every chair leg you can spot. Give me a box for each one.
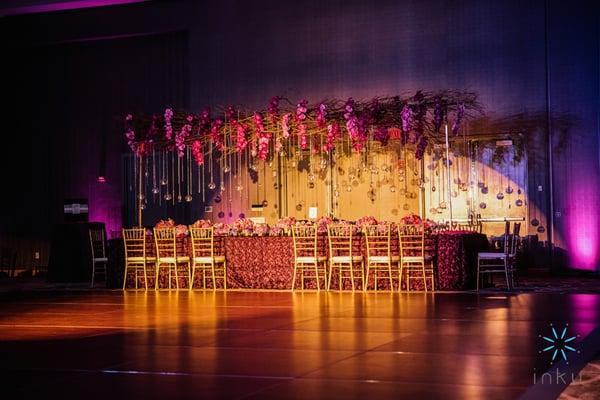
[314,263,320,291]
[476,257,481,291]
[364,264,370,292]
[504,259,511,290]
[223,260,227,290]
[168,265,172,290]
[91,262,95,288]
[327,265,333,290]
[190,265,195,290]
[360,261,365,291]
[291,263,297,291]
[155,264,160,290]
[211,263,216,290]
[143,264,148,291]
[387,263,393,291]
[398,263,403,292]
[123,264,128,290]
[430,261,435,291]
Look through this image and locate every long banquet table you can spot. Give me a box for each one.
[108,231,488,291]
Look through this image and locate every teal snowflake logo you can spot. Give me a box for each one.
[539,323,579,365]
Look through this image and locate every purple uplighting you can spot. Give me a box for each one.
[567,186,599,270]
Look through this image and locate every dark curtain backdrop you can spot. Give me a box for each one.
[2,30,188,265]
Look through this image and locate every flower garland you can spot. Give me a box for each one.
[323,122,340,153]
[164,108,174,140]
[231,119,249,152]
[209,118,224,151]
[400,104,412,145]
[343,98,367,152]
[452,103,465,135]
[433,96,445,133]
[254,112,270,160]
[125,113,138,154]
[281,113,291,138]
[296,100,308,149]
[191,140,204,165]
[316,103,327,128]
[126,91,481,161]
[175,114,193,157]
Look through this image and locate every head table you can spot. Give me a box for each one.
[107,231,488,291]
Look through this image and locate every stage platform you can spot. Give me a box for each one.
[1,290,600,399]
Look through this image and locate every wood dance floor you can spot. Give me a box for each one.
[1,290,600,399]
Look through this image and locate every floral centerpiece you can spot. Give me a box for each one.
[175,224,189,237]
[356,215,378,228]
[191,219,213,228]
[153,218,187,237]
[336,219,361,234]
[213,222,230,236]
[155,218,175,229]
[270,216,297,236]
[230,218,255,236]
[254,223,270,237]
[316,216,333,234]
[400,213,422,225]
[400,213,438,231]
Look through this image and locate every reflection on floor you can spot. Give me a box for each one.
[1,291,599,399]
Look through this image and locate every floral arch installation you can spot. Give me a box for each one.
[124,90,483,225]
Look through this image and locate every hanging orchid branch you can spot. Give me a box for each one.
[124,90,482,160]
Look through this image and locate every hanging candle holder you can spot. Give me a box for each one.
[207,140,216,190]
[151,148,159,196]
[185,146,193,202]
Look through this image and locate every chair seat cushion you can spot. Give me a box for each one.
[368,255,400,263]
[193,256,226,263]
[93,257,108,263]
[145,257,157,262]
[331,255,363,263]
[158,256,190,263]
[295,256,327,264]
[478,252,507,259]
[401,255,433,263]
[126,256,146,263]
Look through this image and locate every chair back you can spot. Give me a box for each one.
[327,224,355,258]
[189,227,215,258]
[502,221,511,255]
[154,227,177,259]
[432,222,450,233]
[398,224,425,258]
[89,228,106,259]
[454,222,482,233]
[363,223,391,258]
[122,228,146,260]
[292,224,318,259]
[509,222,521,257]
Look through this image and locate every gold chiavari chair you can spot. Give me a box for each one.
[453,221,482,233]
[327,224,364,291]
[477,222,520,290]
[363,223,398,291]
[398,224,435,292]
[291,224,327,291]
[154,227,191,290]
[122,227,149,290]
[189,227,227,290]
[89,227,108,288]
